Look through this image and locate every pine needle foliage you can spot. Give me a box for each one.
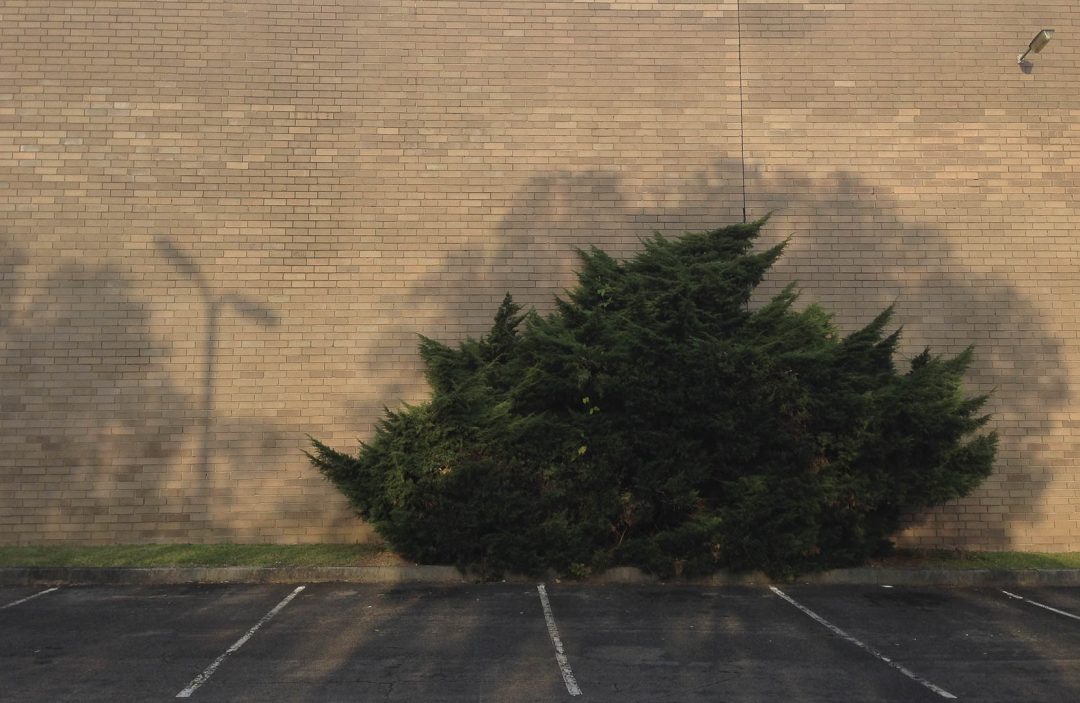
[309,219,996,578]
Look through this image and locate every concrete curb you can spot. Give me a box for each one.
[588,567,1080,587]
[792,567,1080,587]
[2,565,1079,587]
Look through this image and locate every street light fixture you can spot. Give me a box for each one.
[1018,29,1054,64]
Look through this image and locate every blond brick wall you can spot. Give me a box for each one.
[740,1,1080,549]
[1,1,1076,549]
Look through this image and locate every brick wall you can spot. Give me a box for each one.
[1,1,1076,549]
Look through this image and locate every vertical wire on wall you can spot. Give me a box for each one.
[736,0,747,222]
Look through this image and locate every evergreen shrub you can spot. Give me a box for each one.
[309,219,996,578]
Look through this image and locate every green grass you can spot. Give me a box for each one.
[0,544,401,568]
[875,549,1080,571]
[1,545,1077,571]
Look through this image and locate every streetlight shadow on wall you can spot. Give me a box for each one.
[155,236,280,480]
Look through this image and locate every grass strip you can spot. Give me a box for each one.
[0,544,401,568]
[0,545,1077,571]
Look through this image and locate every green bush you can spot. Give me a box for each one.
[309,219,996,578]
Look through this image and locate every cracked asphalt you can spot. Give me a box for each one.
[2,583,1079,702]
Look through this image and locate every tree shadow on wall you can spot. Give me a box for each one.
[343,172,633,423]
[750,167,1069,546]
[346,166,742,426]
[359,159,1066,549]
[0,242,193,542]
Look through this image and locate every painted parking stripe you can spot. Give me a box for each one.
[769,586,956,700]
[0,587,59,610]
[536,583,582,697]
[176,585,305,698]
[1002,590,1080,622]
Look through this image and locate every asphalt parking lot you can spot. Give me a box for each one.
[2,583,1078,702]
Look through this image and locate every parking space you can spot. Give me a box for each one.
[190,584,568,702]
[781,586,1080,702]
[548,585,941,702]
[1,583,1078,702]
[0,585,298,701]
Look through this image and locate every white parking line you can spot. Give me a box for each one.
[176,585,305,698]
[0,587,59,610]
[536,583,582,697]
[769,586,956,700]
[1002,590,1080,622]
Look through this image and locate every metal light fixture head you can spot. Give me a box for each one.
[1018,29,1055,64]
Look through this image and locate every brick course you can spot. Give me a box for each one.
[1,1,1076,549]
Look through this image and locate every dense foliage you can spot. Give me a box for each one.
[310,220,996,578]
